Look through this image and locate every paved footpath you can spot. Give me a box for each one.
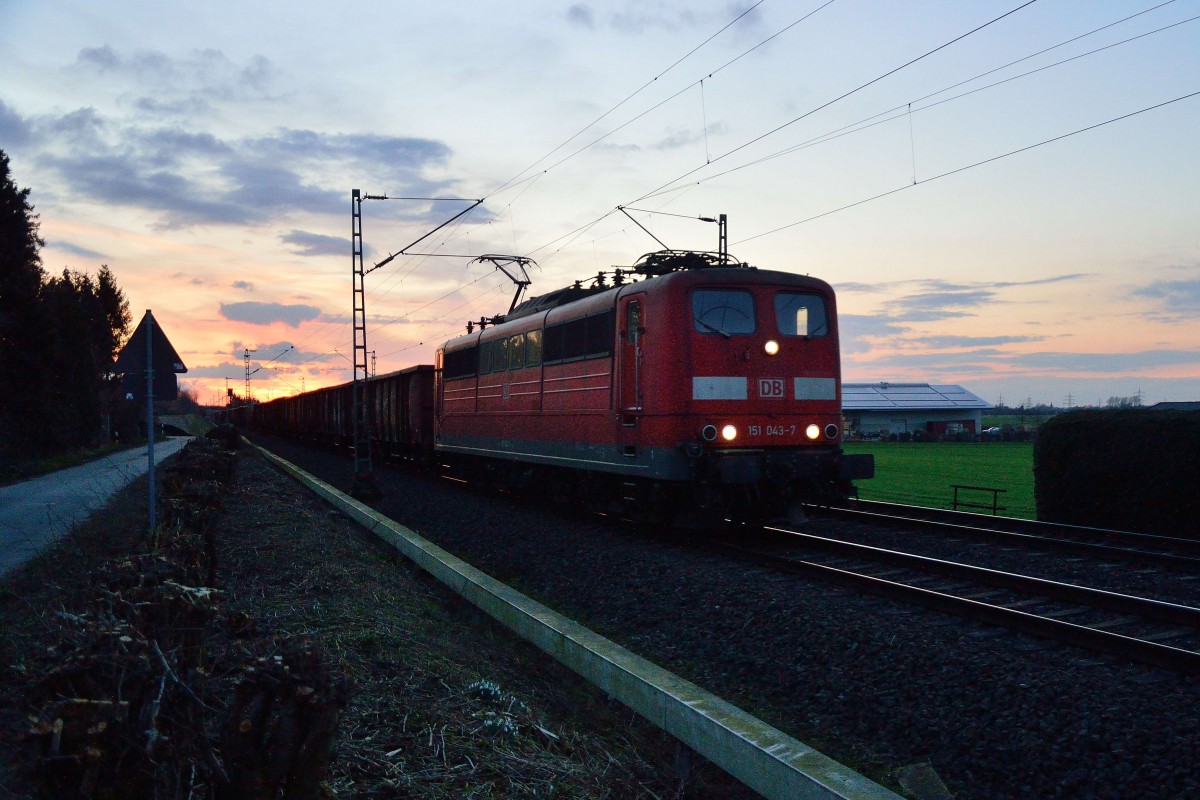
[0,437,192,577]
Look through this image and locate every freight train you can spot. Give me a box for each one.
[249,250,873,526]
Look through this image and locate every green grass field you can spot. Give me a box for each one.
[843,441,1037,519]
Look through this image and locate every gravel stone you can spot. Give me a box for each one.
[256,435,1200,800]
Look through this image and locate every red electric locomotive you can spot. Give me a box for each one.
[251,250,872,525]
[436,250,873,525]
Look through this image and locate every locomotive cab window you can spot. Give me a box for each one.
[443,345,478,379]
[479,341,492,374]
[525,329,543,366]
[692,289,755,336]
[507,333,526,369]
[480,339,503,374]
[775,292,828,337]
[543,309,615,364]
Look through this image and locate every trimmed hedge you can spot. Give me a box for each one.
[1034,409,1200,537]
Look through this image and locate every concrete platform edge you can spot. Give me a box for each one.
[253,443,903,800]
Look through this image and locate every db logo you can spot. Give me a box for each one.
[758,378,785,398]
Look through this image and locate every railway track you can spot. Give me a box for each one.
[816,498,1200,571]
[252,435,1200,799]
[711,524,1200,673]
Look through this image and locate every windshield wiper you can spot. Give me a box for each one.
[694,318,732,339]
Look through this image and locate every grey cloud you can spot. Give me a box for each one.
[873,287,993,323]
[656,130,702,149]
[1133,277,1200,316]
[242,129,449,167]
[609,8,699,33]
[220,302,322,328]
[836,274,1088,295]
[232,281,255,291]
[992,273,1089,288]
[226,340,340,368]
[838,314,909,354]
[842,273,1094,325]
[134,96,212,116]
[46,107,106,143]
[907,276,1089,292]
[281,230,352,257]
[871,277,1077,324]
[21,104,456,228]
[853,347,1200,377]
[654,124,728,151]
[889,308,976,323]
[185,360,334,382]
[832,281,882,294]
[1014,349,1200,371]
[224,161,342,216]
[915,334,1042,349]
[47,240,107,259]
[74,46,282,109]
[76,45,122,71]
[839,314,909,339]
[136,128,233,165]
[594,142,643,153]
[0,99,33,147]
[45,152,263,227]
[242,129,453,194]
[850,350,1007,373]
[178,362,244,380]
[566,4,595,28]
[236,340,302,360]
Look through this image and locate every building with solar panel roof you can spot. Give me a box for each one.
[842,383,992,439]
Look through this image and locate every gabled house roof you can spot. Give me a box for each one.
[1149,401,1200,411]
[843,383,991,411]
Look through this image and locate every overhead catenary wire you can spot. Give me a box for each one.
[487,0,771,198]
[626,0,1042,207]
[366,267,508,338]
[635,9,1200,202]
[325,1,845,376]
[285,1,1184,386]
[350,0,1166,347]
[523,0,1045,263]
[247,344,295,377]
[734,90,1200,245]
[497,0,843,200]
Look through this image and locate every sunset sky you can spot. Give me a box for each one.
[2,0,1197,407]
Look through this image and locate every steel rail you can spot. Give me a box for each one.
[813,501,1200,571]
[763,526,1200,628]
[716,532,1200,674]
[836,498,1200,552]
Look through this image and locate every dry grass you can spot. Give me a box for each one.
[0,446,749,799]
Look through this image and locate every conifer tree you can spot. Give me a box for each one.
[0,151,133,458]
[0,149,48,457]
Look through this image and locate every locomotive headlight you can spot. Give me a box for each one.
[805,423,821,440]
[721,424,738,442]
[764,339,780,356]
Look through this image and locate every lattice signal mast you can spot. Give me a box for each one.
[351,189,374,498]
[350,190,483,500]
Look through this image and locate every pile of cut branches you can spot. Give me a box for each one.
[3,436,747,799]
[22,434,349,800]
